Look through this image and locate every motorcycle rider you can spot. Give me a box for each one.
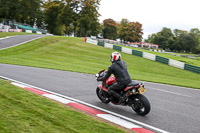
[97,52,132,104]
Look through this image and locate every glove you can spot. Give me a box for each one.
[97,77,102,81]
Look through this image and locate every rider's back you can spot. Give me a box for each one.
[110,60,131,83]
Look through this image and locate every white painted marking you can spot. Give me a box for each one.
[86,38,97,45]
[11,82,27,88]
[36,31,42,34]
[0,36,15,40]
[143,52,156,61]
[140,80,200,91]
[26,30,32,33]
[0,75,169,133]
[104,43,113,49]
[122,47,132,54]
[97,114,141,128]
[169,59,185,69]
[43,94,75,104]
[150,87,191,97]
[0,36,44,50]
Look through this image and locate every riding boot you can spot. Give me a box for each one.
[109,90,123,104]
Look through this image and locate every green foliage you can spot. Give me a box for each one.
[102,19,118,40]
[118,19,130,41]
[0,79,125,133]
[146,27,200,54]
[77,0,101,37]
[126,21,143,42]
[103,18,143,42]
[0,0,42,27]
[0,0,101,36]
[43,0,101,36]
[119,19,143,42]
[44,1,65,35]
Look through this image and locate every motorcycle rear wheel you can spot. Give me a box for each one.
[96,87,110,104]
[131,94,151,116]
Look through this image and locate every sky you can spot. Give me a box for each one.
[98,0,200,39]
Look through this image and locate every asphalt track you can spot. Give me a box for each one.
[0,34,46,50]
[1,36,200,133]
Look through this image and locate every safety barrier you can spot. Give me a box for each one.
[22,29,50,35]
[85,38,200,74]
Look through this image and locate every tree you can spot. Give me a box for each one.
[177,33,196,52]
[0,0,42,27]
[146,28,174,50]
[127,22,143,42]
[190,28,200,53]
[20,0,43,26]
[196,38,200,53]
[0,0,21,27]
[118,19,129,42]
[59,0,78,36]
[77,0,101,37]
[145,34,159,44]
[160,28,174,50]
[174,29,187,37]
[44,0,65,35]
[102,18,118,40]
[118,19,143,42]
[146,27,200,53]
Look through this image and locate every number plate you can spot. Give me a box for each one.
[138,86,146,94]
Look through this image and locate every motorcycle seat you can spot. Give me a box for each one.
[127,81,139,87]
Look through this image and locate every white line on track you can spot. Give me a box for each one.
[142,80,200,91]
[150,87,191,97]
[0,75,169,133]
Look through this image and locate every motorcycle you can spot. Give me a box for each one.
[95,70,151,116]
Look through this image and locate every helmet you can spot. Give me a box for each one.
[110,52,121,62]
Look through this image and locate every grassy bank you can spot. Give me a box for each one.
[0,36,199,88]
[0,79,126,133]
[117,45,200,67]
[0,32,33,38]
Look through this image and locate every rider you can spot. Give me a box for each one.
[98,52,132,104]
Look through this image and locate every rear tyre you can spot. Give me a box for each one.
[96,87,110,104]
[131,94,151,116]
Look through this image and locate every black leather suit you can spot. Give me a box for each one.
[100,59,132,98]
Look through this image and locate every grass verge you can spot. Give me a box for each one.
[0,36,199,88]
[117,45,200,67]
[0,78,126,133]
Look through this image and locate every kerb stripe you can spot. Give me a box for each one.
[10,81,157,133]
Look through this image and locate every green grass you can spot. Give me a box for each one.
[117,45,200,67]
[0,79,126,133]
[0,36,199,88]
[0,32,34,38]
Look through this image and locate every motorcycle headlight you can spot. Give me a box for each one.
[95,73,99,77]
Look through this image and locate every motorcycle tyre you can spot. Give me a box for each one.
[96,87,110,104]
[130,94,151,116]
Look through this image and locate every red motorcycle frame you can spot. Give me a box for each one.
[96,70,150,116]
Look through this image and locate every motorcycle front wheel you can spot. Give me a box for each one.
[130,94,151,116]
[96,87,110,104]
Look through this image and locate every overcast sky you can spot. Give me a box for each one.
[98,0,200,39]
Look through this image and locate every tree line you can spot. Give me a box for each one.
[102,18,143,43]
[0,0,199,54]
[145,27,200,54]
[0,0,143,42]
[0,0,101,36]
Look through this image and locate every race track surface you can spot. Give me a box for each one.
[1,63,200,133]
[0,34,46,50]
[1,35,200,132]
